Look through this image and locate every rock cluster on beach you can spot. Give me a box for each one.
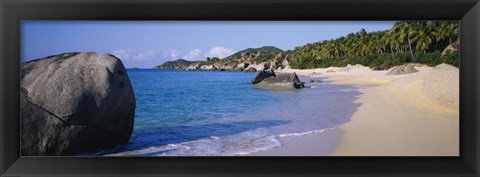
[386,64,419,75]
[340,64,372,72]
[21,52,136,155]
[251,70,304,90]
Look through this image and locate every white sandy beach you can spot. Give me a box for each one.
[248,64,459,156]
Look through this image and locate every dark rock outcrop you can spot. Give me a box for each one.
[21,52,136,155]
[251,71,304,90]
[251,70,276,84]
[386,64,419,75]
[441,42,459,56]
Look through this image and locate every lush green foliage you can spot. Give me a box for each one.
[286,21,460,69]
[230,46,283,56]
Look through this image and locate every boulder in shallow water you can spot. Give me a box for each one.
[251,70,276,84]
[21,52,136,155]
[386,64,418,75]
[252,71,304,90]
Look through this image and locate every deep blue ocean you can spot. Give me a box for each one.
[88,69,361,156]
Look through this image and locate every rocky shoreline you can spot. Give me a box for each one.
[154,46,291,72]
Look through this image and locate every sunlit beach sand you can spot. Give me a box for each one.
[248,64,459,156]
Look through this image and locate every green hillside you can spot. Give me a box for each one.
[154,59,194,69]
[222,46,283,63]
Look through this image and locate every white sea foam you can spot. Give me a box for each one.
[339,88,364,92]
[278,127,335,139]
[105,126,341,156]
[234,136,282,155]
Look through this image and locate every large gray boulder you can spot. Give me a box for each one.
[251,71,304,90]
[387,64,418,75]
[21,52,136,155]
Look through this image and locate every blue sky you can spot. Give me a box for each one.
[21,21,396,68]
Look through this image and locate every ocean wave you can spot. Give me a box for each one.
[339,88,364,92]
[277,126,337,139]
[306,85,363,92]
[98,71,358,157]
[104,127,338,156]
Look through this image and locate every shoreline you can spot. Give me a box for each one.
[246,64,459,156]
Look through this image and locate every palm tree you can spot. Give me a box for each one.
[405,22,417,61]
[385,30,396,60]
[442,21,459,44]
[427,21,442,49]
[391,23,405,53]
[410,22,433,53]
[393,21,415,61]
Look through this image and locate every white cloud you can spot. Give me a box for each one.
[204,46,236,59]
[112,46,236,64]
[112,49,134,61]
[113,49,167,61]
[170,50,182,59]
[183,48,202,60]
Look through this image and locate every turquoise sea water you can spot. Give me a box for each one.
[89,69,361,156]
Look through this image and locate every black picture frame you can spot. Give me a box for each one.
[1,0,479,176]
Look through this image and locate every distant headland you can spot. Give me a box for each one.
[154,21,459,72]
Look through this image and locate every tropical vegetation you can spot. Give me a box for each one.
[286,21,460,69]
